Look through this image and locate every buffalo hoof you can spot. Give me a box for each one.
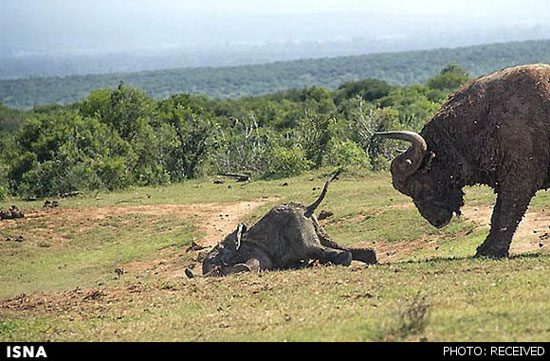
[352,248,378,264]
[333,251,352,266]
[474,245,509,259]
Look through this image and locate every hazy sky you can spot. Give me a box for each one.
[44,0,546,17]
[169,0,547,16]
[2,0,549,56]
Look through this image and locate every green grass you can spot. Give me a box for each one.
[1,170,549,341]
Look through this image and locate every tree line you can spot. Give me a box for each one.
[1,39,549,109]
[0,64,470,199]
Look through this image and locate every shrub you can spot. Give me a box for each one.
[297,112,336,168]
[324,139,370,169]
[263,146,313,179]
[426,63,471,92]
[209,116,273,175]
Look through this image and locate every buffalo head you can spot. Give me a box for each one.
[376,131,464,229]
[202,223,247,275]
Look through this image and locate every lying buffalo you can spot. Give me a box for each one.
[190,172,377,277]
[377,64,550,258]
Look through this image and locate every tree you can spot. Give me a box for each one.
[8,110,133,196]
[426,63,471,92]
[333,78,393,105]
[297,111,336,168]
[161,104,216,180]
[79,82,157,141]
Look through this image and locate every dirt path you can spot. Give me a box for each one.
[3,198,278,243]
[365,202,548,262]
[1,198,279,278]
[461,205,548,254]
[3,197,546,278]
[197,198,278,247]
[116,197,280,278]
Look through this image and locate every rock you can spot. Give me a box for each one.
[43,200,59,209]
[185,241,207,253]
[114,268,124,279]
[5,235,24,242]
[318,210,334,220]
[60,191,83,198]
[0,205,25,220]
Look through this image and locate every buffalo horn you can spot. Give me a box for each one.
[375,131,428,177]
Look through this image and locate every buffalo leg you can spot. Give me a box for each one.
[314,219,376,264]
[475,190,534,258]
[348,248,377,264]
[310,247,352,266]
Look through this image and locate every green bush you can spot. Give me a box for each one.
[0,77,460,196]
[209,117,273,175]
[263,146,313,179]
[297,112,336,168]
[426,63,471,92]
[333,78,394,105]
[96,157,130,191]
[324,139,370,169]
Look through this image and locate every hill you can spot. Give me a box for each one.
[1,39,550,109]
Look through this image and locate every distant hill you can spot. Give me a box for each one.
[1,39,550,109]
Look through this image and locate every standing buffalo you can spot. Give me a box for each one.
[195,172,377,277]
[377,64,550,258]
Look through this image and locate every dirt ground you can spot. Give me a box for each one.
[350,203,548,263]
[461,205,548,254]
[1,199,276,244]
[1,198,548,315]
[0,197,279,313]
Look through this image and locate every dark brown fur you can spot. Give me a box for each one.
[385,64,550,258]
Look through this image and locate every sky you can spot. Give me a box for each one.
[199,0,540,15]
[69,0,548,17]
[1,0,549,56]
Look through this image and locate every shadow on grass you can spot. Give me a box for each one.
[376,251,549,267]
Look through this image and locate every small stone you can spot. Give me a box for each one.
[318,210,334,220]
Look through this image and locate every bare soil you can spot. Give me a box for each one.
[2,198,548,314]
[352,203,549,263]
[0,198,279,313]
[461,205,548,254]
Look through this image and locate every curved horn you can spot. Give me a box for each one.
[375,131,428,178]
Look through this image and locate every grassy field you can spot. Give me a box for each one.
[1,170,550,341]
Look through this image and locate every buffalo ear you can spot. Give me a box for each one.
[235,223,247,250]
[225,223,247,251]
[219,223,247,266]
[420,151,436,173]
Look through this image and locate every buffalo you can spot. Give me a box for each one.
[377,64,550,258]
[191,171,377,277]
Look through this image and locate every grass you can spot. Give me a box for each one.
[1,169,549,341]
